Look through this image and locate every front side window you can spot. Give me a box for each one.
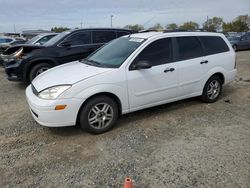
[176,36,203,61]
[66,31,91,46]
[92,31,116,43]
[85,37,145,68]
[133,38,173,67]
[199,36,229,55]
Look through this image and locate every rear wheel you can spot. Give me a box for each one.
[79,95,118,134]
[201,76,222,103]
[29,63,52,82]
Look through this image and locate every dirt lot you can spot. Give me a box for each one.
[0,51,250,188]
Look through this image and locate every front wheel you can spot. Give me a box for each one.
[201,76,222,103]
[29,63,52,82]
[79,96,118,134]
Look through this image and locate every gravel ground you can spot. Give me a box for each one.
[0,51,250,188]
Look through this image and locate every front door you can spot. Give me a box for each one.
[57,31,93,64]
[126,38,179,110]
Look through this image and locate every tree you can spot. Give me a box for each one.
[124,24,144,32]
[149,23,164,31]
[203,17,223,32]
[236,14,250,27]
[51,27,70,33]
[179,21,199,30]
[165,23,178,30]
[223,20,249,32]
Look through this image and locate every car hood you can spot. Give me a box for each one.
[32,61,113,92]
[3,44,44,55]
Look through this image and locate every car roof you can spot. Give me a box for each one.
[128,31,225,39]
[71,28,133,33]
[37,33,58,37]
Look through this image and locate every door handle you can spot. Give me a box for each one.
[164,67,175,73]
[200,60,208,64]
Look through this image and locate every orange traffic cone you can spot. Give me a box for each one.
[124,177,133,188]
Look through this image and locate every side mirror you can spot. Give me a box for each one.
[60,40,72,47]
[135,60,152,70]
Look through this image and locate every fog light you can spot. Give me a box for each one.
[55,105,67,110]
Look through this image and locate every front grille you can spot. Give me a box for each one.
[31,84,39,96]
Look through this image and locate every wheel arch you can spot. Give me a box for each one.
[209,72,225,85]
[76,92,122,125]
[23,58,58,82]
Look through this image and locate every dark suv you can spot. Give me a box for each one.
[5,28,133,83]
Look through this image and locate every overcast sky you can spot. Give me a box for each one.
[0,0,249,32]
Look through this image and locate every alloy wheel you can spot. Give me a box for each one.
[88,103,114,129]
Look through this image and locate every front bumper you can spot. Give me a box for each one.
[26,85,84,127]
[5,59,24,81]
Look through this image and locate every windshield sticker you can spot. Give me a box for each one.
[129,38,144,43]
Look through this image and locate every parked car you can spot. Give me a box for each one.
[0,37,15,53]
[227,33,250,51]
[0,39,27,53]
[0,33,57,66]
[25,33,58,45]
[5,28,133,83]
[26,31,236,134]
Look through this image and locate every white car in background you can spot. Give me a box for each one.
[25,33,58,45]
[26,31,236,134]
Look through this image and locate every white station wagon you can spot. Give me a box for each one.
[26,31,236,133]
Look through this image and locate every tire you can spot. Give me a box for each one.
[79,95,118,134]
[201,76,222,103]
[29,63,52,82]
[232,44,237,51]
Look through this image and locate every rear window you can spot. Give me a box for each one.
[199,36,229,55]
[176,36,203,61]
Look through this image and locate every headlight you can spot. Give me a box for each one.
[14,48,23,59]
[38,85,71,100]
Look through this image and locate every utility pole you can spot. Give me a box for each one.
[80,21,83,28]
[14,24,16,33]
[110,15,114,28]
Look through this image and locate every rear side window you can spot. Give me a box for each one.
[66,31,91,46]
[176,36,203,61]
[117,31,130,37]
[135,38,173,66]
[92,31,116,43]
[199,36,229,55]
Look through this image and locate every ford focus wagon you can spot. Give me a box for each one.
[26,31,236,134]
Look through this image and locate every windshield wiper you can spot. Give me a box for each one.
[82,58,101,66]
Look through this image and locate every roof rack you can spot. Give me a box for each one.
[164,29,208,33]
[139,29,209,33]
[138,29,164,33]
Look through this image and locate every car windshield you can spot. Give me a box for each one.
[44,31,70,46]
[26,35,41,44]
[84,37,145,68]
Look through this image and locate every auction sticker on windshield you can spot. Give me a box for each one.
[129,38,144,43]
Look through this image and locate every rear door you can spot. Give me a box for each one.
[174,36,207,97]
